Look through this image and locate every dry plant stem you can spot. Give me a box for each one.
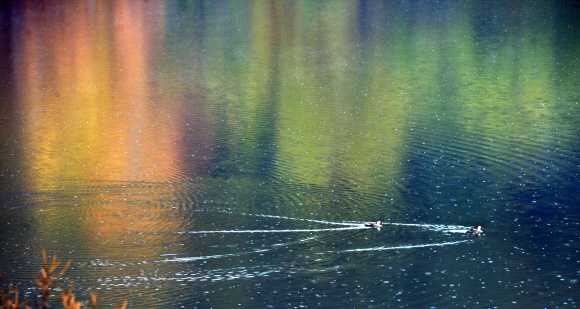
[0,272,29,309]
[33,251,71,309]
[112,301,127,309]
[60,285,80,309]
[88,292,99,309]
[2,252,125,309]
[60,285,100,309]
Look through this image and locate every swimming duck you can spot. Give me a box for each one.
[364,221,382,228]
[466,226,483,235]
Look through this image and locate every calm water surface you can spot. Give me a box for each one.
[1,1,579,308]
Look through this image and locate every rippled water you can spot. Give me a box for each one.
[1,1,579,308]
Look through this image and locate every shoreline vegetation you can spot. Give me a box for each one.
[1,251,127,309]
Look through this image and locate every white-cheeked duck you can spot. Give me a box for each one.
[364,221,382,229]
[466,226,483,236]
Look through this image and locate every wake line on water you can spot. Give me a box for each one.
[193,209,472,233]
[162,239,471,263]
[164,249,270,262]
[180,226,363,234]
[213,210,361,226]
[343,240,470,252]
[381,222,470,232]
[162,236,318,262]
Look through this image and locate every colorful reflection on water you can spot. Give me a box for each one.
[1,1,579,308]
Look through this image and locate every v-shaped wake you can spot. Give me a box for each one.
[186,209,474,234]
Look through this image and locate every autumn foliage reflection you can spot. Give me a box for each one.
[14,1,214,188]
[12,1,212,259]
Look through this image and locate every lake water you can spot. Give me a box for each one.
[1,1,579,308]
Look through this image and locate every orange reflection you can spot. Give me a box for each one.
[13,1,211,186]
[13,1,212,251]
